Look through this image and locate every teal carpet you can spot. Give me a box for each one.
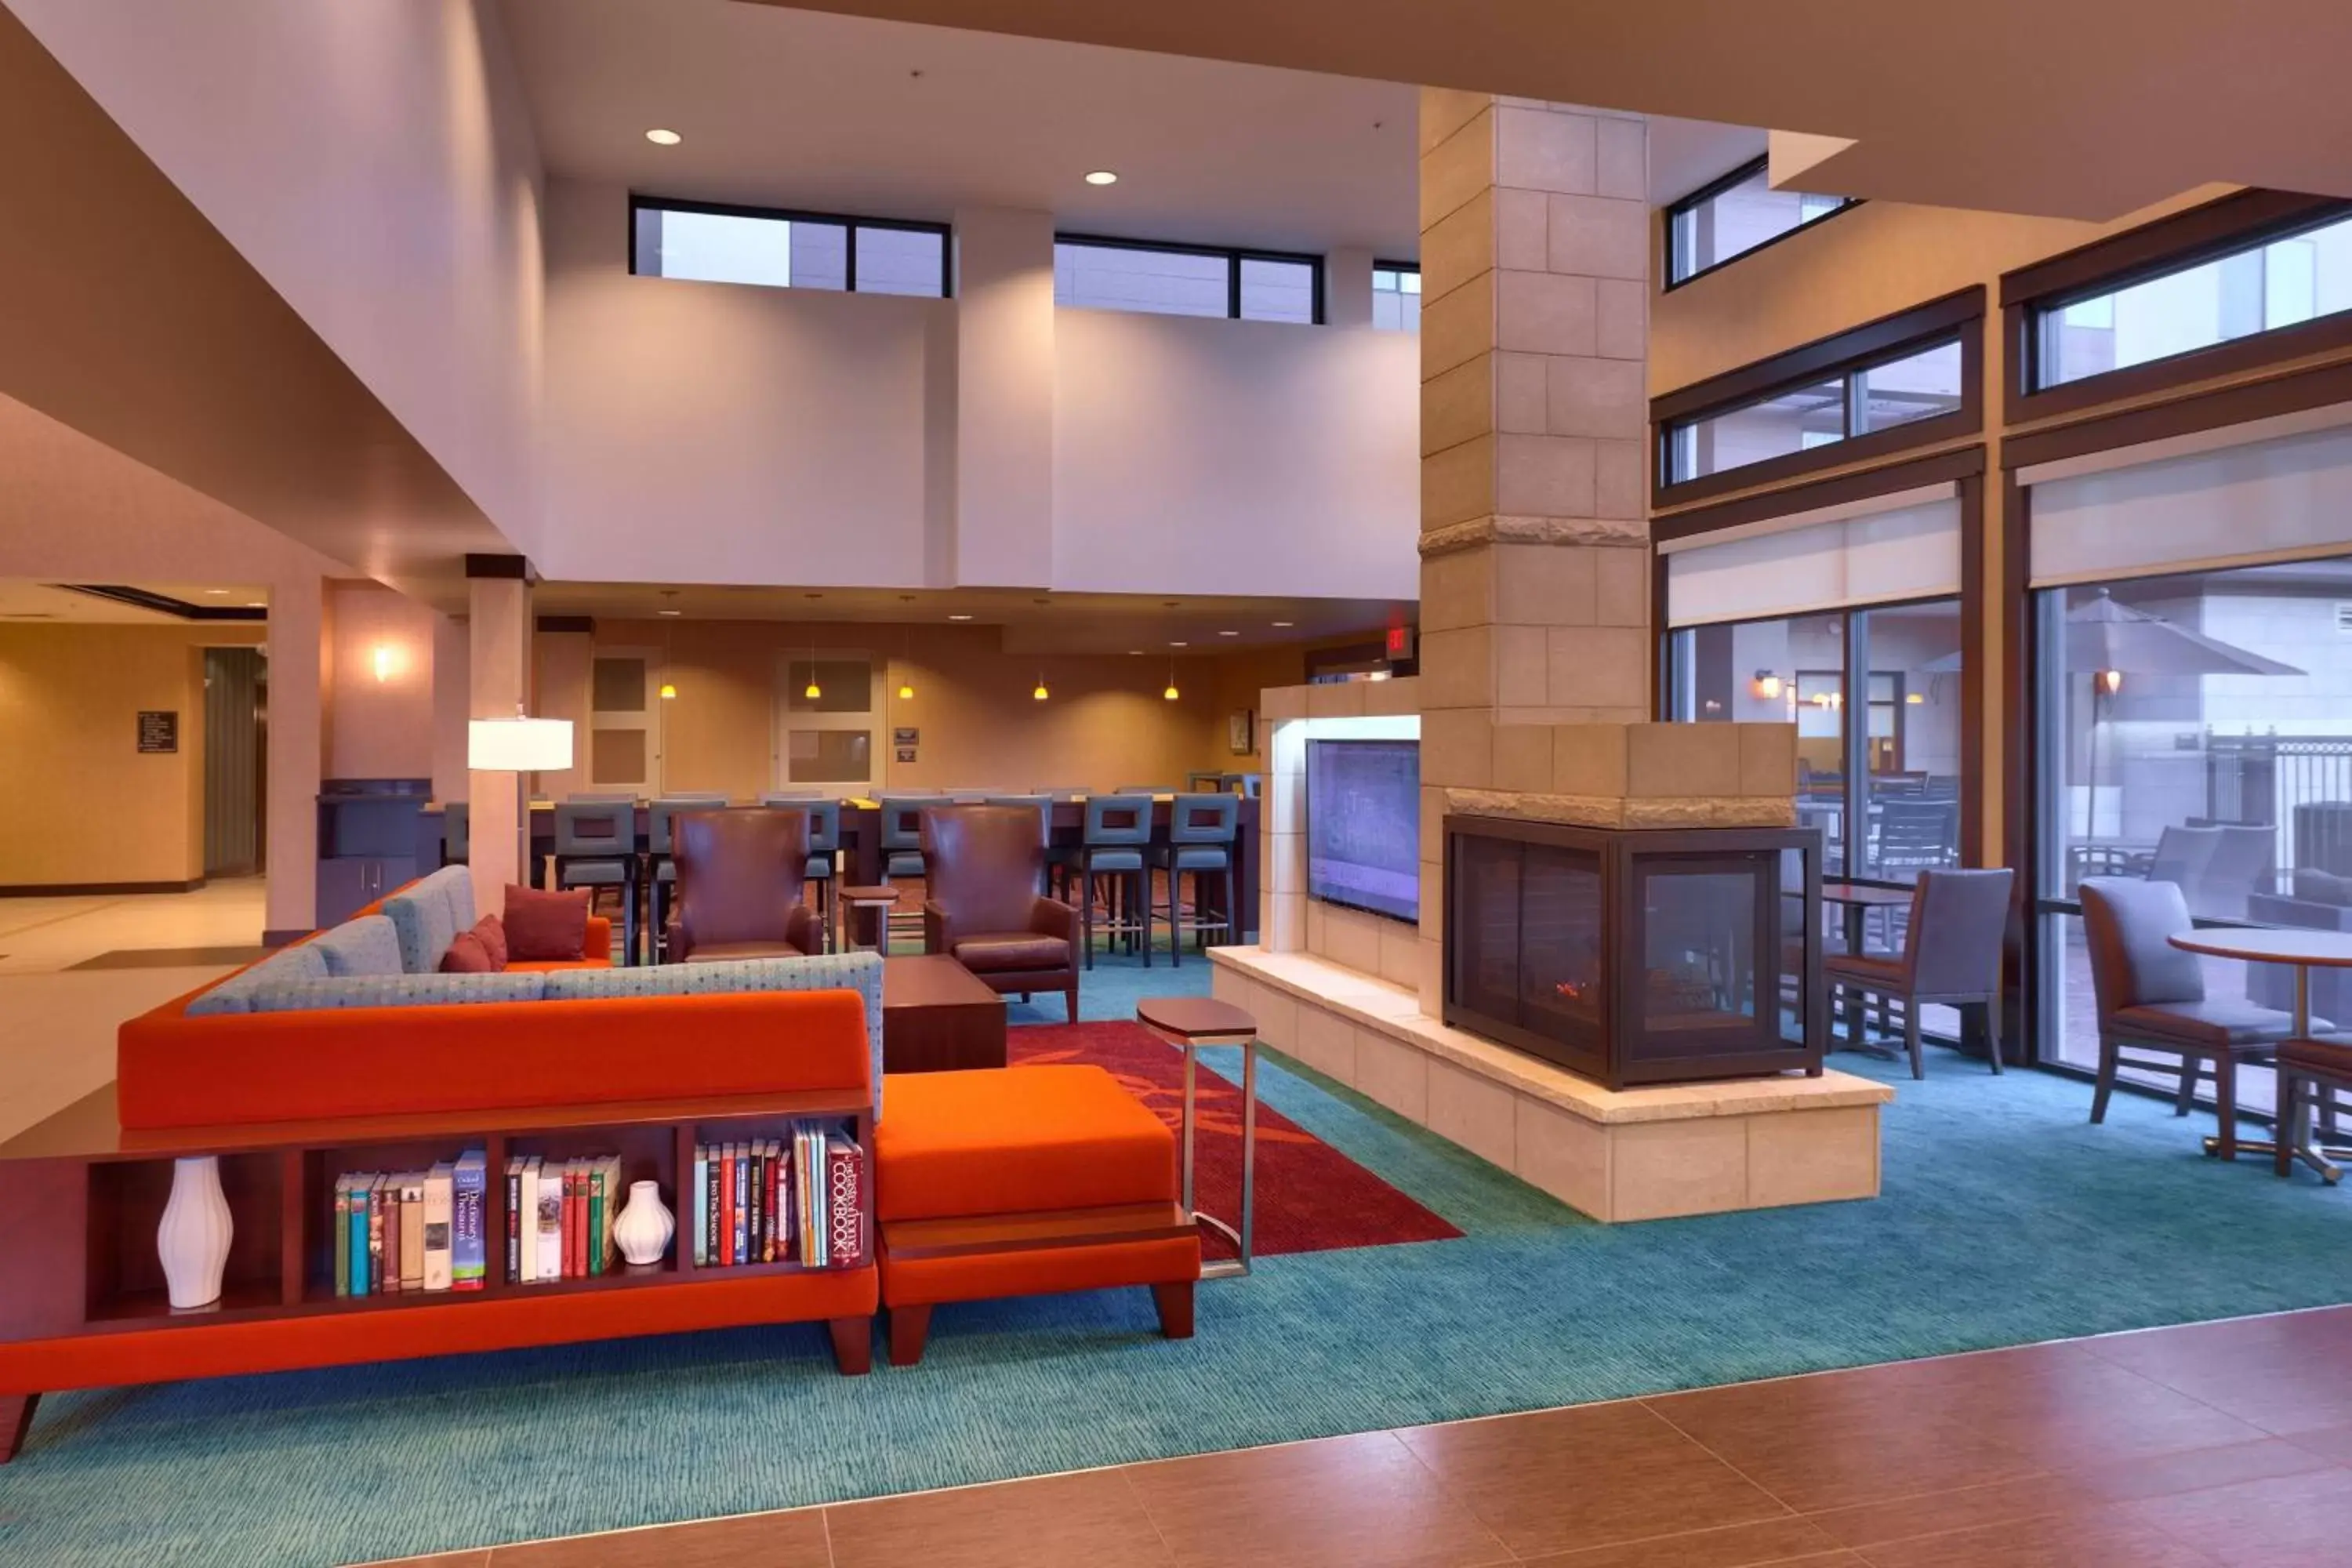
[7,952,2352,1566]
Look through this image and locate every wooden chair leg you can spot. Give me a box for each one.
[1903,1004,1923,1080]
[2213,1054,2238,1160]
[2175,1058,2200,1116]
[2090,1034,2118,1123]
[887,1304,932,1367]
[1984,997,2004,1074]
[2278,1071,2303,1178]
[0,1392,36,1464]
[1152,1280,1195,1340]
[826,1315,873,1376]
[1063,979,1079,1024]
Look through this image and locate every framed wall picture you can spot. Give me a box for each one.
[1228,709,1254,756]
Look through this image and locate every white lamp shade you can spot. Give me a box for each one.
[468,716,573,771]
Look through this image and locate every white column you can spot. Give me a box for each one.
[1327,247,1376,329]
[951,206,1056,587]
[467,570,532,911]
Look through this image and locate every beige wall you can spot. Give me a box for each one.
[324,579,438,780]
[528,619,1339,798]
[0,623,263,887]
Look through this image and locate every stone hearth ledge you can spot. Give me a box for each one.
[1208,944,1893,1223]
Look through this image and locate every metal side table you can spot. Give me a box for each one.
[1137,996,1258,1279]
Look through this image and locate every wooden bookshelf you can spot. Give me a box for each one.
[0,1084,878,1463]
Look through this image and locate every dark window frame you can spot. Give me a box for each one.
[1661,154,1860,292]
[1650,288,1986,509]
[1372,259,1421,285]
[627,194,953,298]
[1054,231,1326,325]
[2002,188,2352,425]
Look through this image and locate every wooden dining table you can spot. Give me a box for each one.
[2169,925,2352,1178]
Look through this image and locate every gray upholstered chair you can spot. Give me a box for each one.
[1824,868,2013,1078]
[2079,876,2307,1160]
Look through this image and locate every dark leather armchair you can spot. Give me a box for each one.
[665,808,821,963]
[1824,868,2013,1078]
[920,804,1080,1022]
[2080,875,2310,1159]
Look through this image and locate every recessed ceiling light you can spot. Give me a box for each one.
[1084,170,1119,187]
[659,609,681,617]
[1218,630,1239,637]
[645,128,682,146]
[949,613,973,622]
[1128,649,1144,655]
[1272,620,1294,628]
[1170,640,1189,648]
[204,589,230,596]
[245,601,267,608]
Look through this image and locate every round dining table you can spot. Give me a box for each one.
[2168,926,2352,1178]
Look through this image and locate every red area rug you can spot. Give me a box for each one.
[1007,1022,1461,1260]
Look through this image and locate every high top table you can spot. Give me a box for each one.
[2169,926,2352,1178]
[1137,996,1258,1280]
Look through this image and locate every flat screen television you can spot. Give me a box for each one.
[1305,738,1421,924]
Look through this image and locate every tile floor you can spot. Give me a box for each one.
[361,1304,2352,1568]
[0,879,266,1141]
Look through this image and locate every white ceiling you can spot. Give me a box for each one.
[0,581,268,624]
[499,0,1761,259]
[532,580,1407,655]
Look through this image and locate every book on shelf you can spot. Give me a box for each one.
[333,1175,353,1298]
[423,1163,454,1293]
[691,1145,707,1267]
[503,1157,523,1285]
[826,1132,866,1267]
[534,1160,561,1283]
[399,1174,426,1293]
[366,1174,387,1292]
[686,1122,859,1271]
[452,1149,488,1290]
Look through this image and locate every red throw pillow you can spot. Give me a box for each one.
[439,929,495,973]
[473,913,509,971]
[503,885,590,962]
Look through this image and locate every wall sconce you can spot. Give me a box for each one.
[1701,698,1722,713]
[372,644,399,683]
[1904,691,1925,705]
[2098,669,2124,695]
[1751,670,1783,699]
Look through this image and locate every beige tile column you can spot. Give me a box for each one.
[1416,90,1654,1011]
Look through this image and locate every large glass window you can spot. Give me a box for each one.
[1054,236,1323,324]
[1663,338,1964,485]
[1665,158,1854,286]
[2034,558,2352,1102]
[2034,214,2352,390]
[631,198,948,298]
[1373,262,1421,331]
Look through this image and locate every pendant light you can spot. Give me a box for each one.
[897,623,914,701]
[1033,670,1050,702]
[658,592,678,699]
[804,637,822,702]
[1163,655,1180,702]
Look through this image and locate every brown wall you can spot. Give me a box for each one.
[0,622,261,887]
[531,619,1310,798]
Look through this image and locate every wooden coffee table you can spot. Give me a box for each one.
[882,955,1008,1073]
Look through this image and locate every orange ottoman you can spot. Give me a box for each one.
[874,1065,1202,1364]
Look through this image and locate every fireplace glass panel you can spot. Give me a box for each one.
[1450,831,1523,1025]
[1633,862,1769,1058]
[1519,847,1604,1051]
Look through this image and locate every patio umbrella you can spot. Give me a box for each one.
[2066,590,2303,841]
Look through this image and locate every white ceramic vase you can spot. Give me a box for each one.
[157,1155,234,1309]
[612,1179,674,1266]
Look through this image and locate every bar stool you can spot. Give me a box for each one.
[1080,793,1154,969]
[877,797,931,946]
[802,799,842,950]
[646,795,728,964]
[440,801,469,868]
[554,798,639,964]
[1162,793,1240,967]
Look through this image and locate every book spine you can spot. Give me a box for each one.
[691,1145,707,1267]
[828,1136,866,1267]
[400,1175,426,1292]
[366,1178,386,1293]
[349,1177,370,1297]
[452,1152,486,1290]
[588,1163,607,1279]
[535,1160,562,1283]
[568,1160,585,1279]
[504,1159,522,1285]
[706,1144,721,1267]
[718,1145,735,1268]
[332,1175,351,1298]
[746,1144,763,1268]
[423,1164,454,1293]
[734,1145,750,1266]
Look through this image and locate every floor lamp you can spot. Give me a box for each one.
[467,710,575,895]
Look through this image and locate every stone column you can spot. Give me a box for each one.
[466,558,532,913]
[1413,92,1794,1014]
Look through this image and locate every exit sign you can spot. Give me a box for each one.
[1385,625,1416,662]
